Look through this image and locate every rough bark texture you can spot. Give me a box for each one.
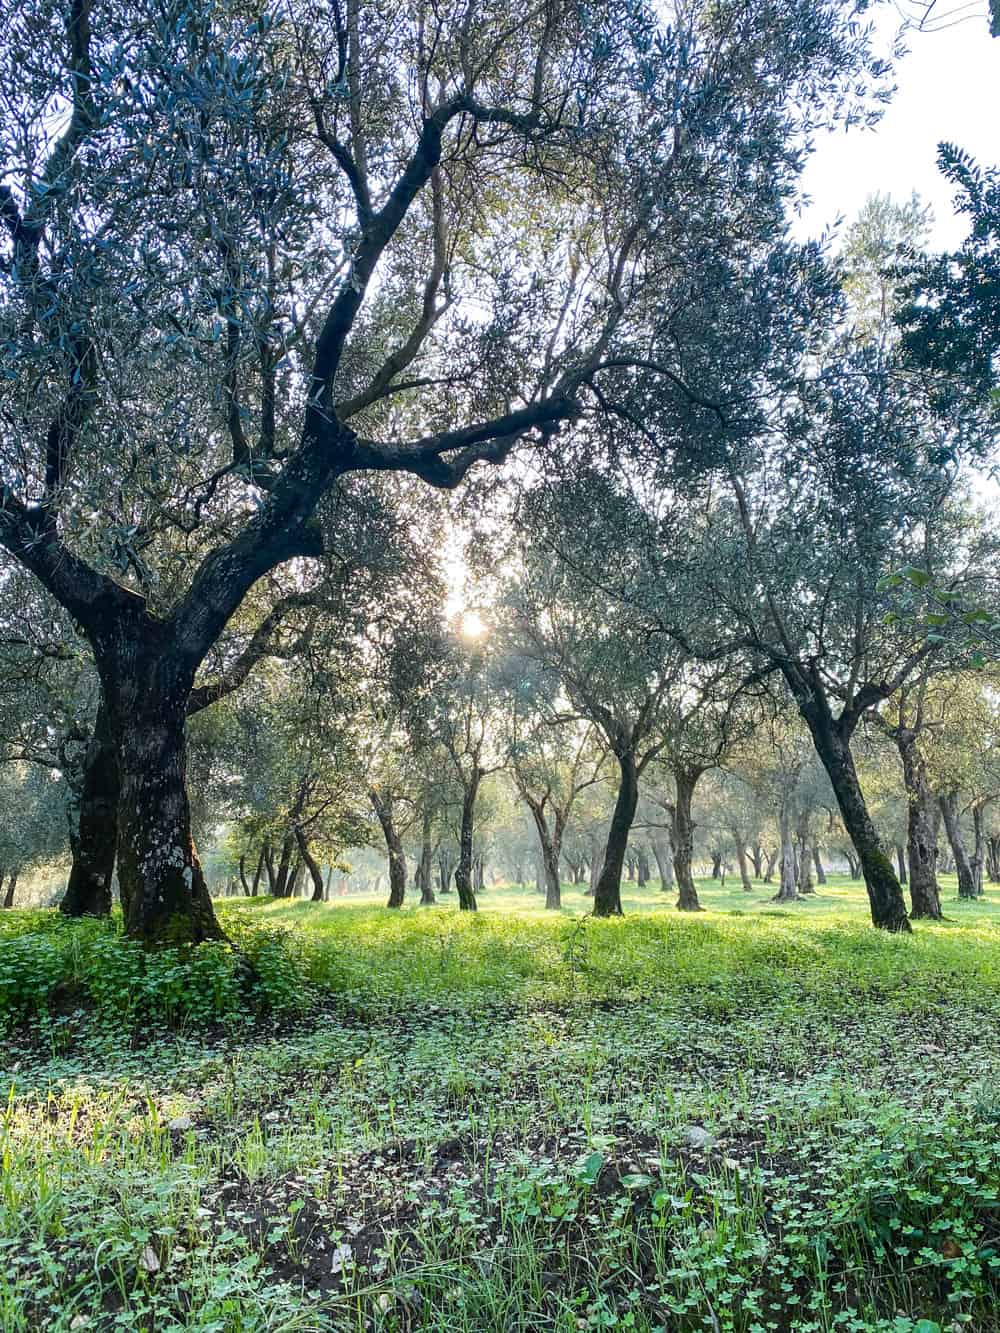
[672,767,703,912]
[272,832,296,899]
[772,805,798,903]
[523,795,565,911]
[454,778,480,911]
[593,749,639,917]
[106,648,223,944]
[371,789,407,908]
[417,808,436,905]
[939,791,977,899]
[763,847,779,884]
[799,702,910,932]
[60,697,118,918]
[2,870,16,909]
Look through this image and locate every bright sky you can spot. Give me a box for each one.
[796,5,998,250]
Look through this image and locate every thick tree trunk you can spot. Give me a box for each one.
[2,869,16,909]
[734,837,753,891]
[593,749,639,917]
[939,791,977,900]
[61,697,119,919]
[651,835,674,893]
[454,778,479,911]
[109,671,223,944]
[371,789,407,909]
[796,813,815,894]
[294,827,325,902]
[800,703,910,932]
[773,805,798,903]
[672,767,703,912]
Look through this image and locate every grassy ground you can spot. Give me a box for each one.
[2,875,1000,1332]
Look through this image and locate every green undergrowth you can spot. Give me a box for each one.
[2,889,1000,1330]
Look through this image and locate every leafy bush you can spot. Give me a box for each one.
[0,913,309,1031]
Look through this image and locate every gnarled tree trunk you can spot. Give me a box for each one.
[813,846,826,884]
[454,776,480,911]
[417,806,436,904]
[734,836,753,891]
[651,835,673,893]
[672,766,703,912]
[371,789,407,909]
[772,804,798,903]
[895,731,942,920]
[294,827,325,903]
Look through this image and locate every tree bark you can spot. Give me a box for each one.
[454,776,480,911]
[250,845,265,896]
[773,804,798,903]
[293,827,325,902]
[972,804,985,897]
[60,696,119,918]
[672,766,703,912]
[763,846,779,884]
[417,807,436,904]
[526,801,563,910]
[2,869,17,909]
[799,701,910,932]
[651,835,674,893]
[370,789,407,908]
[751,844,764,878]
[939,791,977,899]
[593,748,639,917]
[710,850,722,879]
[272,832,296,898]
[734,836,753,891]
[813,845,826,885]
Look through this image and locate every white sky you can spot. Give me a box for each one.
[796,6,998,249]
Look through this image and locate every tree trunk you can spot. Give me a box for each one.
[593,749,639,917]
[938,791,976,899]
[294,827,325,902]
[751,844,764,878]
[894,844,907,884]
[288,855,303,896]
[988,834,1000,883]
[672,766,703,912]
[371,789,407,909]
[526,799,562,910]
[734,837,753,891]
[418,808,436,905]
[250,845,265,896]
[636,846,650,888]
[972,804,985,897]
[108,662,223,943]
[238,855,250,895]
[796,812,815,894]
[813,846,826,885]
[3,869,17,909]
[273,832,296,898]
[773,804,798,903]
[60,697,119,919]
[893,732,941,920]
[710,851,722,879]
[454,776,480,911]
[763,846,779,884]
[799,702,910,932]
[651,836,674,893]
[587,845,600,896]
[262,839,276,893]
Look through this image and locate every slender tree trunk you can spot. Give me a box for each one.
[454,776,480,911]
[799,702,910,932]
[293,827,325,902]
[593,749,639,917]
[893,732,941,920]
[796,813,815,894]
[763,846,779,884]
[370,789,407,909]
[61,697,119,919]
[262,839,276,893]
[587,845,600,896]
[972,804,985,897]
[939,791,977,900]
[710,851,722,879]
[273,832,296,898]
[734,837,753,891]
[250,845,265,897]
[751,844,764,878]
[988,834,1000,883]
[773,805,798,903]
[288,855,303,897]
[526,799,562,910]
[3,869,17,909]
[651,835,674,893]
[813,846,826,885]
[672,766,703,912]
[107,657,223,943]
[238,855,250,895]
[636,846,650,887]
[894,844,907,884]
[418,808,436,905]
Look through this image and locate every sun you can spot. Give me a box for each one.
[460,609,486,640]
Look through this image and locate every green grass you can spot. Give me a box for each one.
[2,876,1000,1331]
